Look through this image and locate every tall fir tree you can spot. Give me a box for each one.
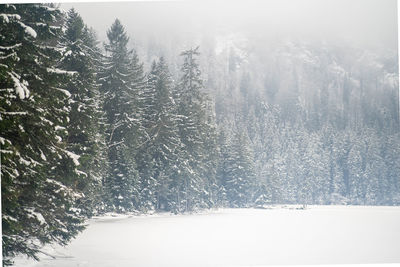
[60,8,105,217]
[223,131,256,208]
[98,19,144,212]
[137,57,181,212]
[215,128,231,207]
[176,47,218,211]
[0,4,86,265]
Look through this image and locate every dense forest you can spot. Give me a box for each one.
[1,3,399,266]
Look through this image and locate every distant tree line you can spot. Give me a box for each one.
[211,39,400,207]
[1,4,399,266]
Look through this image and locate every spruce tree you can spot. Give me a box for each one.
[137,57,181,212]
[223,131,256,208]
[0,4,85,264]
[135,61,158,211]
[176,46,218,211]
[60,8,104,216]
[215,128,231,207]
[98,19,144,212]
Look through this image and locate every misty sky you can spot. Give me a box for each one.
[61,0,398,51]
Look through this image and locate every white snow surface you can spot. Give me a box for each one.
[13,206,400,267]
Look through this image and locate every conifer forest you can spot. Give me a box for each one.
[1,1,399,266]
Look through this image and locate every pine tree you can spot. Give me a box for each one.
[223,131,256,208]
[135,61,158,211]
[136,57,182,212]
[98,19,144,212]
[176,47,218,211]
[253,184,271,208]
[0,4,85,264]
[200,104,219,208]
[215,128,232,207]
[60,9,104,217]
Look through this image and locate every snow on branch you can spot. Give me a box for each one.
[0,149,13,154]
[0,14,9,23]
[57,147,80,166]
[46,178,84,200]
[0,111,28,115]
[0,43,22,50]
[0,13,21,23]
[25,208,47,225]
[65,150,80,166]
[75,170,88,177]
[54,87,72,98]
[17,21,37,38]
[9,71,30,99]
[0,137,12,146]
[47,68,77,75]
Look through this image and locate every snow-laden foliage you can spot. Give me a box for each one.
[200,36,400,206]
[59,8,106,217]
[174,47,219,212]
[0,4,86,265]
[220,131,256,208]
[136,58,181,212]
[98,19,145,213]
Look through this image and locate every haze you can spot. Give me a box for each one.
[61,0,397,51]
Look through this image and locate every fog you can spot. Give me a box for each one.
[61,0,397,51]
[56,0,400,209]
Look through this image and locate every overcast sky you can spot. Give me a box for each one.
[61,0,398,51]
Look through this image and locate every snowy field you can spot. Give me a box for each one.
[13,206,400,267]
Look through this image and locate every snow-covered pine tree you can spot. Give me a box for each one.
[135,61,158,211]
[294,130,330,206]
[176,47,217,211]
[98,19,143,212]
[215,128,231,207]
[200,100,219,208]
[137,57,181,212]
[253,184,271,208]
[0,4,86,265]
[382,134,400,205]
[348,135,367,204]
[60,8,105,217]
[223,131,256,208]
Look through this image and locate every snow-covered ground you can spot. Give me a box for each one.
[13,206,400,267]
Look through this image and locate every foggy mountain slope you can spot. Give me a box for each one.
[60,0,399,133]
[187,32,399,128]
[134,27,400,205]
[86,0,399,204]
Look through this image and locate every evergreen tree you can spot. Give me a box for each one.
[223,131,256,208]
[98,19,144,212]
[201,102,219,208]
[176,47,218,211]
[0,4,85,264]
[137,57,181,212]
[215,128,230,207]
[253,184,271,208]
[60,8,104,217]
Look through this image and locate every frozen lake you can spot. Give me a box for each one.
[14,206,400,267]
